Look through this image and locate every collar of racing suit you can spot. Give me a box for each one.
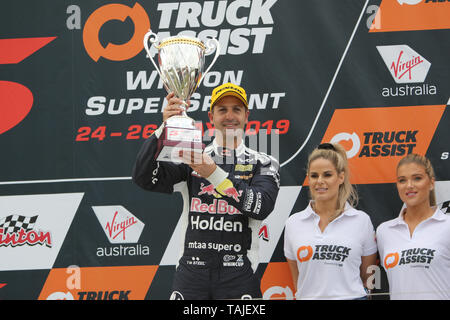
[212,138,245,157]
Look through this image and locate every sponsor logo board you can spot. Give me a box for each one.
[93,205,144,243]
[260,262,295,300]
[377,45,431,84]
[315,105,445,184]
[0,193,83,271]
[39,265,158,300]
[370,0,450,32]
[0,37,56,134]
[377,45,437,98]
[92,205,149,257]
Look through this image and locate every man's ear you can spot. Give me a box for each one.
[208,110,213,123]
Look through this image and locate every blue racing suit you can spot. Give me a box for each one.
[132,129,280,300]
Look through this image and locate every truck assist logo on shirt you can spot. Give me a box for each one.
[384,248,436,269]
[297,245,352,264]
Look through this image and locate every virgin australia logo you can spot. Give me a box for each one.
[377,45,431,83]
[92,205,149,257]
[377,45,436,97]
[92,205,144,244]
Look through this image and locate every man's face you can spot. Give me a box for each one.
[208,95,249,141]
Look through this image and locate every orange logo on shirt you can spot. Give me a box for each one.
[316,105,445,184]
[297,245,313,262]
[384,252,399,269]
[370,0,450,32]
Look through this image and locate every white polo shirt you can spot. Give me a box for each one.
[284,202,377,300]
[376,208,450,300]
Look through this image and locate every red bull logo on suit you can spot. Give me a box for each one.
[198,182,243,202]
[198,183,221,198]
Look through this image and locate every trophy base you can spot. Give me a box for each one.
[156,124,204,163]
[156,142,205,163]
[165,115,195,128]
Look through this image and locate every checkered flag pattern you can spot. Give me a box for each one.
[0,215,38,234]
[439,201,450,214]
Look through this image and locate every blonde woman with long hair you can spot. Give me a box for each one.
[376,154,450,299]
[284,143,377,299]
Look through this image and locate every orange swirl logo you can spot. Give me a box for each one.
[296,246,313,263]
[384,252,399,269]
[83,3,150,62]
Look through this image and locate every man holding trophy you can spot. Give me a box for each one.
[132,31,280,300]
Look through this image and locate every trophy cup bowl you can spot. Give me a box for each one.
[143,31,220,163]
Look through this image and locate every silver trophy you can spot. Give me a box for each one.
[143,30,220,163]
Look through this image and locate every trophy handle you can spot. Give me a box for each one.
[143,30,164,79]
[198,38,221,86]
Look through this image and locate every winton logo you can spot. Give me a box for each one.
[0,215,52,248]
[320,105,445,184]
[0,193,83,271]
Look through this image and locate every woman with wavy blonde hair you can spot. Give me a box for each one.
[376,153,450,300]
[284,143,377,300]
[306,142,359,221]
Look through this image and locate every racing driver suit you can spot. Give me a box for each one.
[132,129,280,300]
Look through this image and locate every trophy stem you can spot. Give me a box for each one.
[179,100,189,117]
[180,100,188,117]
